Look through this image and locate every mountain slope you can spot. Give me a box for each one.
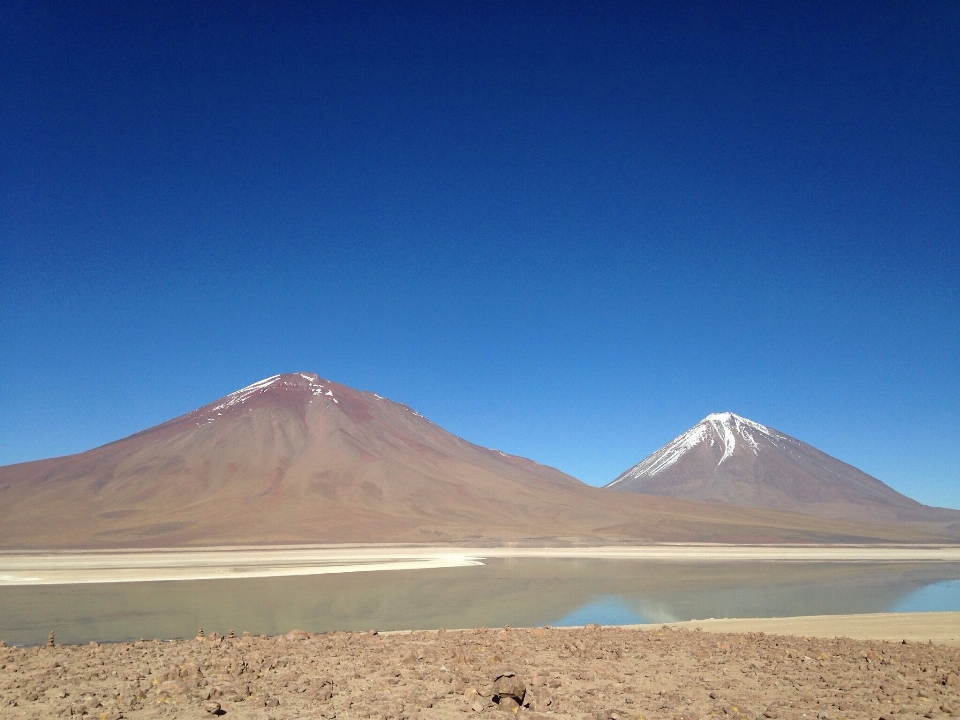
[0,373,581,546]
[606,412,960,525]
[1,384,955,547]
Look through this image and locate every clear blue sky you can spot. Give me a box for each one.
[2,2,958,508]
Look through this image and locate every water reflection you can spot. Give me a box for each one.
[892,578,960,613]
[1,560,959,646]
[554,596,645,626]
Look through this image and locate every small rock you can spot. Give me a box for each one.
[498,696,520,712]
[472,699,486,713]
[493,670,526,704]
[285,629,309,641]
[203,701,221,714]
[156,680,187,697]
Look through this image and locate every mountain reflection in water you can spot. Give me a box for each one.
[2,559,959,646]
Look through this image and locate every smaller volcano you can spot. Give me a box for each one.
[606,412,960,525]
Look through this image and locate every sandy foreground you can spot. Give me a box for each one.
[2,621,959,720]
[3,544,960,585]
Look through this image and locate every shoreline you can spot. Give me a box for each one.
[5,612,957,649]
[3,543,960,585]
[632,610,960,646]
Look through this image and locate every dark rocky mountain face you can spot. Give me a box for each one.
[607,412,960,526]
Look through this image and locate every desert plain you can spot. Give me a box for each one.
[3,619,960,720]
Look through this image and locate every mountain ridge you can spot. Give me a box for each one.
[2,380,956,547]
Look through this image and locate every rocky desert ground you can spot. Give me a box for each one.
[2,624,959,720]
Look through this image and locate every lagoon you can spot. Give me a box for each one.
[2,559,960,646]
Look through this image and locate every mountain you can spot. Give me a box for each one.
[1,381,954,547]
[606,412,960,526]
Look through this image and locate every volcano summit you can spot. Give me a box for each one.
[607,412,960,526]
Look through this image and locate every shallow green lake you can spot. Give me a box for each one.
[1,559,959,646]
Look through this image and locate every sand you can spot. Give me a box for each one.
[2,620,959,720]
[638,612,960,647]
[3,544,960,585]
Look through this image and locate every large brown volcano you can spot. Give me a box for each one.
[0,377,954,547]
[607,412,960,528]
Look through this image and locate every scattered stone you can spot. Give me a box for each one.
[493,670,526,705]
[0,625,956,720]
[497,695,520,712]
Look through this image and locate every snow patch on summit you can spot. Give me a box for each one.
[607,412,789,485]
[208,375,282,413]
[195,373,338,425]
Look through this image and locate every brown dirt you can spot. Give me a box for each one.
[2,625,959,720]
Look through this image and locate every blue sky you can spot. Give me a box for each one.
[2,1,959,508]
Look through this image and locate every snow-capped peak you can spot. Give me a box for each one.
[607,412,788,485]
[701,412,777,462]
[195,373,339,425]
[208,375,283,412]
